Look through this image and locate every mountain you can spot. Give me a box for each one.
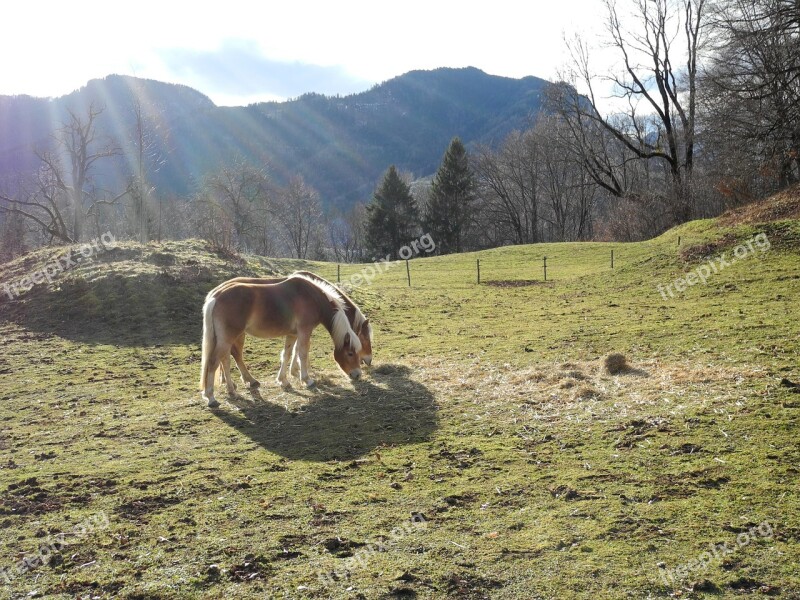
[0,68,552,208]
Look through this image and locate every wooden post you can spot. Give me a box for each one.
[677,235,681,246]
[477,259,481,284]
[406,259,411,287]
[337,264,341,283]
[611,249,614,269]
[543,256,547,281]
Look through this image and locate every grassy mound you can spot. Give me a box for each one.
[0,240,282,345]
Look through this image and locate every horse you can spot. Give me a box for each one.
[200,274,363,407]
[206,272,372,388]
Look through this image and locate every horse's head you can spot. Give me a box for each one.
[357,319,373,366]
[334,332,363,380]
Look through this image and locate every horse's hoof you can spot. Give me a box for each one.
[207,398,220,408]
[277,378,291,389]
[305,379,316,388]
[249,380,261,388]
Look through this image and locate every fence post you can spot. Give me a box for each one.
[337,264,340,283]
[611,249,614,269]
[406,259,411,287]
[677,235,681,246]
[477,259,481,284]
[543,256,547,281]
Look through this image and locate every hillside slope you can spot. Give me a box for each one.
[0,190,798,598]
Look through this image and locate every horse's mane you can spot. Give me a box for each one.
[289,273,362,352]
[293,271,371,341]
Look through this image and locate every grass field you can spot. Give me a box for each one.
[0,191,799,599]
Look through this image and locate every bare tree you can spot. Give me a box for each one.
[124,89,168,243]
[45,104,122,240]
[276,175,323,259]
[201,159,273,253]
[537,118,598,241]
[555,0,708,224]
[0,104,122,244]
[328,203,366,262]
[0,166,72,243]
[474,129,541,246]
[0,202,28,260]
[702,0,800,190]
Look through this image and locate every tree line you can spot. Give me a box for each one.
[1,0,797,261]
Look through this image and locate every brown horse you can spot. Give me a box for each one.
[206,272,372,388]
[200,274,363,407]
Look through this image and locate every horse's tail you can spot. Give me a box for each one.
[199,297,217,391]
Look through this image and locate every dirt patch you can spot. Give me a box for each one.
[444,572,503,598]
[0,477,63,515]
[227,554,272,582]
[482,279,549,287]
[680,234,739,262]
[322,537,367,557]
[114,494,183,523]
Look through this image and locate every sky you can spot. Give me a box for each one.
[2,0,610,106]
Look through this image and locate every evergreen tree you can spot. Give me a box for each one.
[365,166,418,258]
[424,137,476,254]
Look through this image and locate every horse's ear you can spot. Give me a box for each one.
[343,332,351,347]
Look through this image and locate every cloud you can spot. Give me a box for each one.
[157,40,373,104]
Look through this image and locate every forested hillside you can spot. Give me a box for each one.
[0,68,549,206]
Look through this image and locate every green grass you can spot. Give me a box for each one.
[0,214,799,599]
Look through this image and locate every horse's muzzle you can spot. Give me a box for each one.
[350,368,363,380]
[362,355,372,366]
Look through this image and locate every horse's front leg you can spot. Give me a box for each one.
[290,341,301,377]
[276,335,297,388]
[295,329,315,388]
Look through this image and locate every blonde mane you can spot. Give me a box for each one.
[289,273,362,352]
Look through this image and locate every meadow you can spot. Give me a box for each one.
[0,190,799,599]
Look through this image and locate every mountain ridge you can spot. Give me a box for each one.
[0,67,552,207]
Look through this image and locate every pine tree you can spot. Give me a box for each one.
[424,137,476,254]
[365,166,418,259]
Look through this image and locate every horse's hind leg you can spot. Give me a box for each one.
[231,333,260,387]
[204,347,226,408]
[220,348,237,397]
[276,335,297,388]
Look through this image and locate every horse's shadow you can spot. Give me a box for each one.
[212,364,437,461]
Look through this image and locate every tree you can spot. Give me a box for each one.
[424,137,476,253]
[474,130,541,246]
[276,175,323,259]
[329,203,367,263]
[0,104,122,244]
[702,0,800,192]
[0,166,73,244]
[554,0,708,224]
[126,89,166,243]
[45,104,122,241]
[200,159,273,253]
[365,165,418,258]
[0,203,27,260]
